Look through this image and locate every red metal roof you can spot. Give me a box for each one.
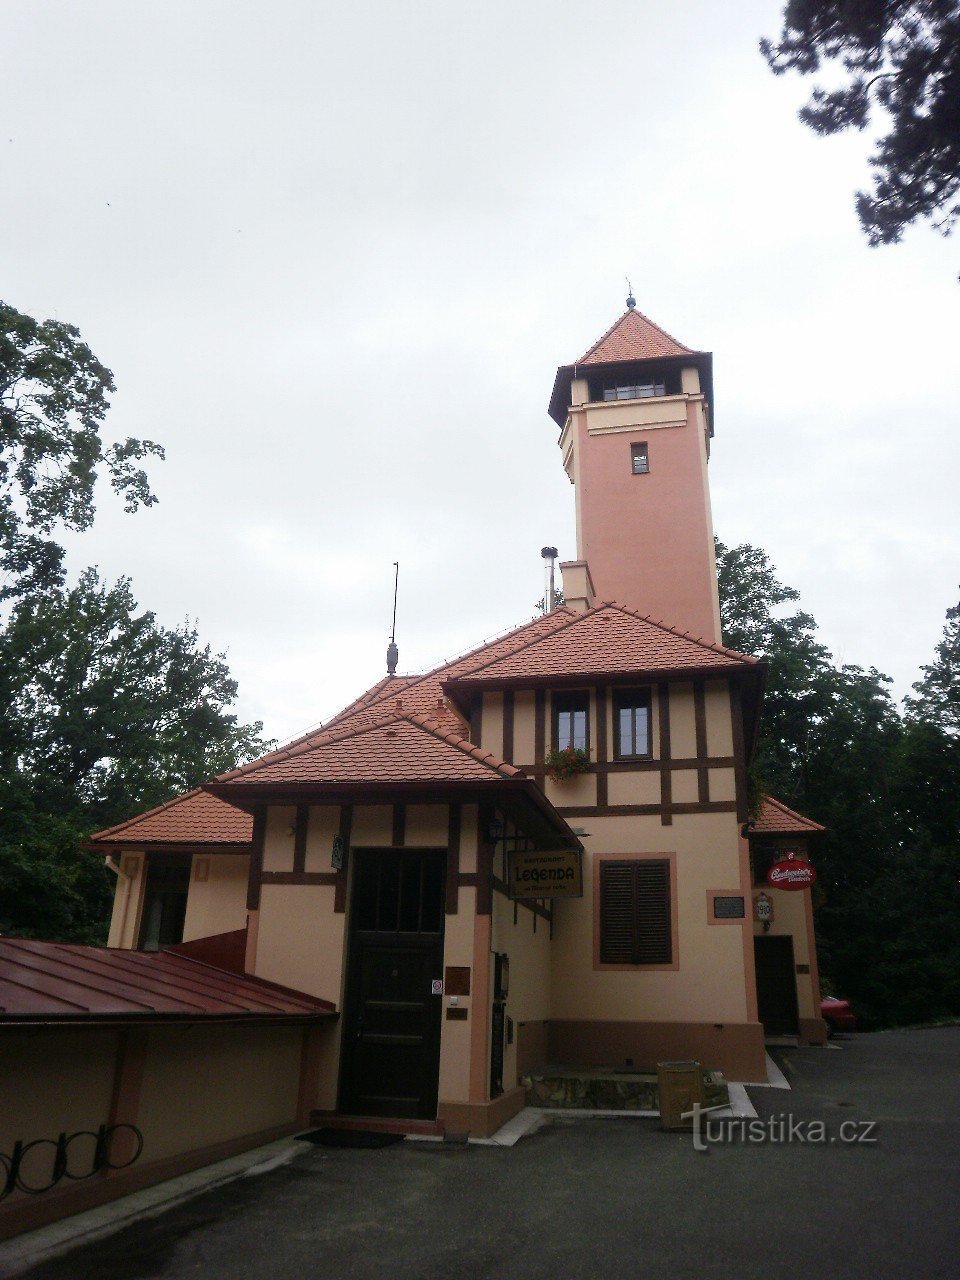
[751,795,825,835]
[0,937,336,1025]
[577,307,696,365]
[88,788,253,849]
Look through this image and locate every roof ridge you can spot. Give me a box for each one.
[213,706,525,787]
[442,606,589,681]
[88,787,207,843]
[400,710,523,779]
[362,607,579,705]
[576,307,694,365]
[212,707,407,783]
[600,601,760,664]
[219,609,579,781]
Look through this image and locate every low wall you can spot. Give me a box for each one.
[547,1019,767,1082]
[0,1020,332,1242]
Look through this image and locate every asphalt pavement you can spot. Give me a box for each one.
[9,1027,960,1280]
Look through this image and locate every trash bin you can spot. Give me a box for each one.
[656,1060,705,1131]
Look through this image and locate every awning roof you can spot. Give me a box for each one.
[0,937,336,1027]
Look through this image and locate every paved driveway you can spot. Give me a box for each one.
[15,1028,960,1280]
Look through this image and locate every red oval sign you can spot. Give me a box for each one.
[767,859,816,890]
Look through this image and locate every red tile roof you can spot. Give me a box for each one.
[0,937,335,1024]
[88,788,253,849]
[577,307,697,365]
[751,795,825,835]
[444,603,760,688]
[211,710,524,789]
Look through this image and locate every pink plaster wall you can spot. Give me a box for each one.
[574,400,721,642]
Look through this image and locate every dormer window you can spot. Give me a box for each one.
[603,382,665,401]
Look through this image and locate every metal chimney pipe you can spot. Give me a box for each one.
[541,546,559,612]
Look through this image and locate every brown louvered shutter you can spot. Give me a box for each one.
[599,859,671,965]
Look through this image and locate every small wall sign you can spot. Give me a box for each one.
[767,859,816,891]
[509,848,583,899]
[754,891,774,925]
[431,979,444,996]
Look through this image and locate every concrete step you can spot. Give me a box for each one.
[307,1112,445,1137]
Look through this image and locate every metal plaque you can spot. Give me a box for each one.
[713,894,745,919]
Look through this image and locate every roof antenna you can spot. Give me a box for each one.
[625,277,636,309]
[386,561,399,676]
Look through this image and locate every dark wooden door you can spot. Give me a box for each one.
[340,849,445,1119]
[754,935,800,1036]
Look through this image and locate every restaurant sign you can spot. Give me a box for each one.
[509,848,583,899]
[767,858,817,891]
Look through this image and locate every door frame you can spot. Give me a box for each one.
[337,846,447,1118]
[754,933,800,1036]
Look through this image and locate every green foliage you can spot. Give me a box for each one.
[544,746,591,781]
[0,303,268,943]
[761,2,960,247]
[717,537,960,1027]
[0,570,270,942]
[0,300,164,599]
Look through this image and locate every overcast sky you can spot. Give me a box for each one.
[4,0,958,746]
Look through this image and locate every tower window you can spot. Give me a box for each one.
[613,688,652,758]
[631,442,649,474]
[553,690,589,753]
[603,383,665,401]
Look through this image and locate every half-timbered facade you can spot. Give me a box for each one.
[90,300,826,1138]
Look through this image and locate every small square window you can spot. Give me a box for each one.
[631,442,649,474]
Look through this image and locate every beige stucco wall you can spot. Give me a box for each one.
[182,855,249,942]
[256,884,344,1001]
[550,811,749,1024]
[704,680,734,755]
[136,1024,303,1162]
[0,1029,120,1170]
[437,887,477,1104]
[670,683,697,758]
[491,890,552,1091]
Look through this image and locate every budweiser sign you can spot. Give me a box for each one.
[767,858,816,890]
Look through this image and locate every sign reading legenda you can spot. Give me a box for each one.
[508,848,583,899]
[767,858,816,891]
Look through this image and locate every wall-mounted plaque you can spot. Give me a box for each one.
[713,895,745,919]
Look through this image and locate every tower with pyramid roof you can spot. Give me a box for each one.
[549,299,721,643]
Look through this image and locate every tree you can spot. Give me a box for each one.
[0,302,266,942]
[0,570,269,941]
[761,2,960,246]
[0,300,164,599]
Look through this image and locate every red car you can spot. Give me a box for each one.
[821,996,857,1033]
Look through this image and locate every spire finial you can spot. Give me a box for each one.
[625,277,636,309]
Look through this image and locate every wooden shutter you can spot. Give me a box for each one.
[599,859,671,965]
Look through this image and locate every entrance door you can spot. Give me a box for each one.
[754,935,800,1035]
[340,849,446,1119]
